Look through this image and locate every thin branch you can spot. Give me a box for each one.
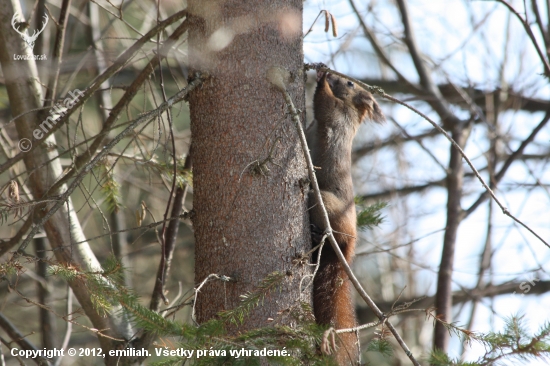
[384,92,549,248]
[530,0,549,59]
[0,312,51,366]
[389,117,448,172]
[352,129,439,163]
[0,216,33,256]
[56,212,190,250]
[150,156,192,312]
[88,0,133,289]
[34,237,57,354]
[0,9,188,175]
[303,10,328,38]
[14,75,205,255]
[155,13,181,309]
[43,0,71,109]
[358,180,446,201]
[495,0,550,77]
[192,274,227,324]
[89,0,143,37]
[48,18,190,194]
[53,287,72,366]
[348,0,418,91]
[358,280,550,314]
[395,0,461,127]
[464,110,550,218]
[461,198,494,360]
[357,78,550,113]
[299,234,327,295]
[11,287,123,342]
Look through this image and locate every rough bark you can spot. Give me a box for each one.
[188,0,309,329]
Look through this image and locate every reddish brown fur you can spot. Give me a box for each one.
[308,72,384,365]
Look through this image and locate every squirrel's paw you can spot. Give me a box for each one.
[312,62,328,81]
[310,224,325,245]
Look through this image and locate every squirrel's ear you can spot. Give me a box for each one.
[371,99,385,124]
[353,92,385,124]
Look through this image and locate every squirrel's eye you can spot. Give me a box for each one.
[347,81,354,87]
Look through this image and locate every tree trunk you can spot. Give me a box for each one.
[188,0,309,330]
[433,125,468,351]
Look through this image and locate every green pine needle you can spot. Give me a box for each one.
[366,339,393,358]
[96,160,122,213]
[218,271,285,326]
[355,201,387,231]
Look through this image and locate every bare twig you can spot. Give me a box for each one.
[0,312,51,366]
[47,17,190,195]
[304,10,337,38]
[395,0,461,127]
[530,0,550,52]
[382,92,549,249]
[47,212,191,250]
[153,12,189,309]
[388,117,447,172]
[299,234,327,294]
[495,0,550,77]
[34,237,57,355]
[43,0,71,109]
[0,216,33,256]
[11,287,122,342]
[192,274,230,324]
[352,128,440,163]
[348,0,418,91]
[464,111,550,218]
[15,75,205,255]
[150,156,192,312]
[0,9,188,175]
[53,287,73,366]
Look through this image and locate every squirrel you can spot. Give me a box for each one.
[307,68,384,365]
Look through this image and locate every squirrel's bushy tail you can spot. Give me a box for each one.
[314,254,358,365]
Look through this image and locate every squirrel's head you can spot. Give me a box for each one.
[322,72,385,125]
